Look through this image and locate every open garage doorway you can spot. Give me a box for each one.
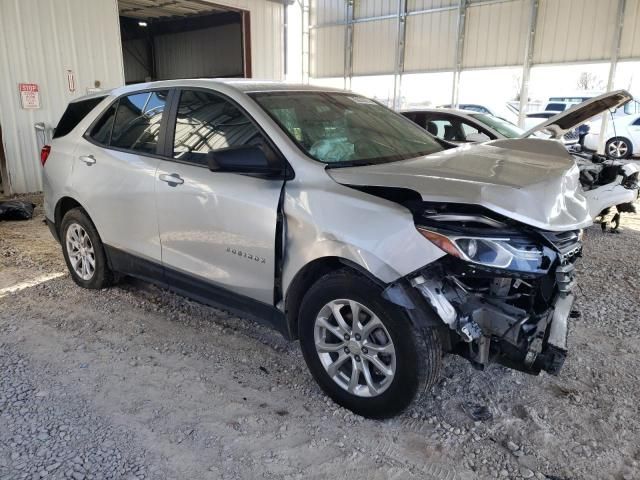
[118,0,251,84]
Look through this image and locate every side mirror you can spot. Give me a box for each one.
[207,145,283,176]
[465,132,491,142]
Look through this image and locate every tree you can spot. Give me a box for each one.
[576,72,604,91]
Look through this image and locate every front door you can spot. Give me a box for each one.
[155,89,285,305]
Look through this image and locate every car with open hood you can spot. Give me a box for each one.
[403,91,639,226]
[44,80,592,418]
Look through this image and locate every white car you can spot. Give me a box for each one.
[400,107,524,144]
[583,113,640,159]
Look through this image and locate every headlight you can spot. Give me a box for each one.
[418,227,545,271]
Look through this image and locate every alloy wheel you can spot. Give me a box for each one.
[607,139,629,158]
[314,299,396,397]
[65,223,96,281]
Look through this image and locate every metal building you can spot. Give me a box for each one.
[308,0,640,110]
[1,0,639,194]
[0,0,284,194]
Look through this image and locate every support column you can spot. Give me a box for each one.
[301,0,310,83]
[344,0,354,91]
[451,0,467,108]
[599,0,626,154]
[392,0,408,109]
[518,0,538,128]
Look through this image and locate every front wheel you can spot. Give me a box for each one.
[298,269,442,419]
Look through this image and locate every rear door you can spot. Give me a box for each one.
[155,88,286,305]
[72,89,170,266]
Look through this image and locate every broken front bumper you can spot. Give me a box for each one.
[397,257,577,376]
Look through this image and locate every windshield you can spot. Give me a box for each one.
[470,113,524,138]
[250,91,443,166]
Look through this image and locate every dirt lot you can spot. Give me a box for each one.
[1,194,639,480]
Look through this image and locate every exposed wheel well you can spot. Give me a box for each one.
[54,197,83,234]
[284,257,385,340]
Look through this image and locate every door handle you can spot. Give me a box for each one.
[79,155,96,165]
[159,173,184,185]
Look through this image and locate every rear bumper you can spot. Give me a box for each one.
[46,217,60,243]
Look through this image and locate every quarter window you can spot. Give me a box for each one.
[88,103,117,145]
[110,91,168,154]
[172,90,262,166]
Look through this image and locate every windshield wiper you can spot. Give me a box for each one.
[325,160,376,169]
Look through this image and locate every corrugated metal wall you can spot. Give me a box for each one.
[620,0,640,59]
[462,0,529,68]
[209,0,284,80]
[404,7,458,72]
[533,0,618,64]
[154,24,243,79]
[353,19,398,74]
[123,39,150,83]
[310,0,638,79]
[0,0,125,194]
[311,25,346,77]
[0,0,285,194]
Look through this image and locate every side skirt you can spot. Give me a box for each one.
[104,245,290,339]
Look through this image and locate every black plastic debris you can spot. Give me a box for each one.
[461,401,493,422]
[0,200,36,221]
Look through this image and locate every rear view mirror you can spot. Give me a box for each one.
[207,145,283,176]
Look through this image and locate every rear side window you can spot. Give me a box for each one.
[110,91,168,154]
[545,103,566,112]
[89,103,117,145]
[53,97,106,139]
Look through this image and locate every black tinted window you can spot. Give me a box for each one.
[111,91,168,154]
[633,117,640,126]
[172,90,262,165]
[545,103,566,112]
[54,97,106,139]
[89,103,117,145]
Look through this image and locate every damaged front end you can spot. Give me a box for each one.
[385,204,582,376]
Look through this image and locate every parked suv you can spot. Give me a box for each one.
[44,80,594,418]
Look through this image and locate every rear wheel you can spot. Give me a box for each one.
[606,137,632,159]
[298,269,441,418]
[60,208,115,289]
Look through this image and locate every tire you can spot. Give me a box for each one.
[60,208,115,289]
[605,137,633,159]
[298,269,442,419]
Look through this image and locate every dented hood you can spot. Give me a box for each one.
[327,138,592,232]
[520,89,633,139]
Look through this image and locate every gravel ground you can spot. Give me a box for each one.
[1,194,639,480]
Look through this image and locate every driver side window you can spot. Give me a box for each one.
[172,90,263,166]
[427,116,484,142]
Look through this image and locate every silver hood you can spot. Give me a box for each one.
[520,89,633,139]
[327,138,592,232]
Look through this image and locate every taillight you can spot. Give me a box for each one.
[40,145,51,166]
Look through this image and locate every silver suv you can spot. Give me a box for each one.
[43,80,591,418]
